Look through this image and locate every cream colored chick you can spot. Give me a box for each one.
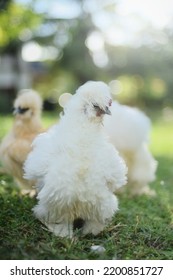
[0,89,44,194]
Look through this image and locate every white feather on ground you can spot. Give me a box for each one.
[24,81,127,238]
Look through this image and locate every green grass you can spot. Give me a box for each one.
[150,116,173,157]
[0,111,173,260]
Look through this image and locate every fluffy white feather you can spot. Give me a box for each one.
[104,101,157,195]
[24,81,127,237]
[104,101,151,151]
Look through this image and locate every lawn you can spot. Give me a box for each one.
[0,110,173,260]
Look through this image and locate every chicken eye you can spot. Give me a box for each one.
[93,104,100,109]
[18,107,29,114]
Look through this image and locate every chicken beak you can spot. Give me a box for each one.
[13,108,19,115]
[94,104,112,116]
[104,106,111,115]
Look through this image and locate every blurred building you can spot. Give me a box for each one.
[0,51,32,113]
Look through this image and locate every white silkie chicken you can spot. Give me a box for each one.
[104,102,157,196]
[24,81,127,238]
[59,88,157,196]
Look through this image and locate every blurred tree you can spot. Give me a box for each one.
[0,0,42,52]
[103,36,173,108]
[0,0,173,110]
[0,0,43,113]
[58,14,99,85]
[32,11,100,96]
[0,0,12,10]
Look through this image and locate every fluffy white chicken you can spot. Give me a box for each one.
[104,101,157,196]
[0,89,44,193]
[59,89,157,196]
[24,81,127,238]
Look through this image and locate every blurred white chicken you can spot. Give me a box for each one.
[0,89,44,194]
[24,81,127,238]
[59,87,157,196]
[104,101,157,196]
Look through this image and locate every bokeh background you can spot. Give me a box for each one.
[0,0,173,260]
[0,0,173,118]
